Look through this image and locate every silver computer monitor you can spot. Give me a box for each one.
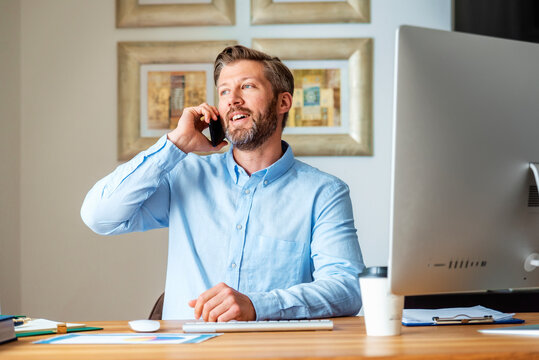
[389,25,539,296]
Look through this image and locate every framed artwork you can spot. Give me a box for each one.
[286,63,347,130]
[116,0,235,27]
[251,0,370,25]
[252,38,373,156]
[117,40,236,160]
[140,64,214,138]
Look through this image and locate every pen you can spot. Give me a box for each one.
[13,317,31,326]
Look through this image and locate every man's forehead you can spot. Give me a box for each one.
[217,60,266,87]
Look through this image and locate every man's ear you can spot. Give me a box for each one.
[277,92,293,115]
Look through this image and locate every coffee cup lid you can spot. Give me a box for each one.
[359,266,388,278]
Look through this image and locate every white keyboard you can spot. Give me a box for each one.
[182,319,333,333]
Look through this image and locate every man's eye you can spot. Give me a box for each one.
[243,84,254,89]
[220,90,230,96]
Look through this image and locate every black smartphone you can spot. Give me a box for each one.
[208,116,225,147]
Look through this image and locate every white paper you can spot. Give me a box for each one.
[479,325,539,336]
[402,305,515,324]
[15,319,85,333]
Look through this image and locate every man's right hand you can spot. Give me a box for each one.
[167,103,228,154]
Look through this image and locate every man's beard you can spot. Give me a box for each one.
[225,97,278,151]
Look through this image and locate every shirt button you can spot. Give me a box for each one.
[244,189,250,194]
[236,224,242,230]
[264,180,268,185]
[231,263,236,269]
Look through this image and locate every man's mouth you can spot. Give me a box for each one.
[229,112,251,122]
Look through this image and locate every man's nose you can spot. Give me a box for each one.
[228,89,244,106]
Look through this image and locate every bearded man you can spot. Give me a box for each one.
[81,45,364,321]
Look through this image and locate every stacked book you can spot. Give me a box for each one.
[0,315,17,344]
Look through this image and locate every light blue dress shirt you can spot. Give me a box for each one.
[81,135,364,320]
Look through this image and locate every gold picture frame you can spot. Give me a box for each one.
[252,38,373,156]
[117,40,236,161]
[116,0,235,27]
[251,0,370,25]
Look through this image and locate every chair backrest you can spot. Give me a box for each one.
[148,292,164,320]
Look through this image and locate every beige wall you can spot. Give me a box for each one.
[0,0,21,315]
[3,0,450,320]
[19,0,168,320]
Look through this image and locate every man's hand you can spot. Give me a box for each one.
[167,103,227,154]
[188,282,256,322]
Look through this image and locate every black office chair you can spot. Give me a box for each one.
[149,292,165,320]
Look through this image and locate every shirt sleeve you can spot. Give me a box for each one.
[246,182,365,320]
[80,135,186,235]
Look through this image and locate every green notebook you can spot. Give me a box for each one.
[16,326,103,338]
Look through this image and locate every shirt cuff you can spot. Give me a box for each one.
[121,134,186,175]
[103,135,186,197]
[142,135,186,172]
[246,292,281,320]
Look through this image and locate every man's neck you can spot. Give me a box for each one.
[232,136,283,176]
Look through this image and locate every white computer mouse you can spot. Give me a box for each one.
[128,319,161,333]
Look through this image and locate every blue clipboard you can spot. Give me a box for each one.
[402,306,526,326]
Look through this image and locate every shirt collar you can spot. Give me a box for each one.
[226,141,295,186]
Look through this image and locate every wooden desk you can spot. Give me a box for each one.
[3,314,539,360]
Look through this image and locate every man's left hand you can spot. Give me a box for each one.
[188,282,256,322]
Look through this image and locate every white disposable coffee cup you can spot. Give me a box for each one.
[359,266,404,336]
